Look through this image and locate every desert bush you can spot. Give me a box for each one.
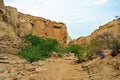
[111,39,120,56]
[18,45,50,63]
[54,45,67,57]
[81,44,93,60]
[90,32,120,57]
[18,34,59,63]
[90,38,104,52]
[67,44,93,63]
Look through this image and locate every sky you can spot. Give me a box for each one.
[4,0,120,39]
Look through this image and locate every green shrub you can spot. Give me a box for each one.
[81,44,93,61]
[90,33,120,57]
[55,46,67,53]
[23,34,43,46]
[54,46,67,57]
[67,44,93,63]
[18,45,50,63]
[67,44,84,63]
[18,34,59,63]
[111,39,120,56]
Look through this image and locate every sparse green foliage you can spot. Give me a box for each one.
[90,38,104,53]
[18,33,120,63]
[67,44,93,63]
[90,32,120,57]
[67,44,81,57]
[18,34,59,63]
[18,45,50,63]
[111,39,120,56]
[55,46,67,57]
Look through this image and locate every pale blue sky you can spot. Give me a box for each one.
[4,0,120,39]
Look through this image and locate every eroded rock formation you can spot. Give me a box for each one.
[0,0,68,54]
[73,19,120,45]
[18,13,67,45]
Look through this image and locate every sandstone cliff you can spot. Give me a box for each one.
[73,18,120,45]
[17,12,67,45]
[0,0,68,54]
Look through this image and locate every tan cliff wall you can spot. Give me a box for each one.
[0,0,21,54]
[17,13,67,45]
[0,0,68,54]
[73,19,120,45]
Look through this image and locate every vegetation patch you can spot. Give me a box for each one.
[18,34,58,63]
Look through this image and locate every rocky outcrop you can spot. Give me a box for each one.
[0,0,4,9]
[73,18,120,45]
[0,0,21,54]
[78,54,120,80]
[73,37,86,45]
[0,0,68,54]
[18,13,67,45]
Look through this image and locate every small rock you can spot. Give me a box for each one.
[17,74,23,79]
[9,60,16,64]
[10,74,17,80]
[4,78,12,80]
[25,64,35,71]
[30,74,38,77]
[21,77,30,80]
[32,60,47,66]
[2,73,11,79]
[35,68,47,72]
[64,57,74,60]
[0,76,6,80]
[10,69,18,75]
[26,67,35,72]
[17,59,27,63]
[47,59,53,62]
[38,61,48,66]
[3,70,10,74]
[0,67,6,73]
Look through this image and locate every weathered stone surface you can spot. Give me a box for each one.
[0,21,21,54]
[0,0,4,9]
[73,37,86,45]
[73,19,120,45]
[0,67,6,73]
[35,67,47,72]
[18,13,68,45]
[0,52,120,80]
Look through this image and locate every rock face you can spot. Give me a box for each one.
[73,19,120,45]
[0,0,68,54]
[0,0,4,8]
[78,55,120,80]
[18,13,67,45]
[0,1,21,54]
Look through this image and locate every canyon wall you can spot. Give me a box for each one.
[73,19,120,45]
[17,13,67,45]
[0,0,68,54]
